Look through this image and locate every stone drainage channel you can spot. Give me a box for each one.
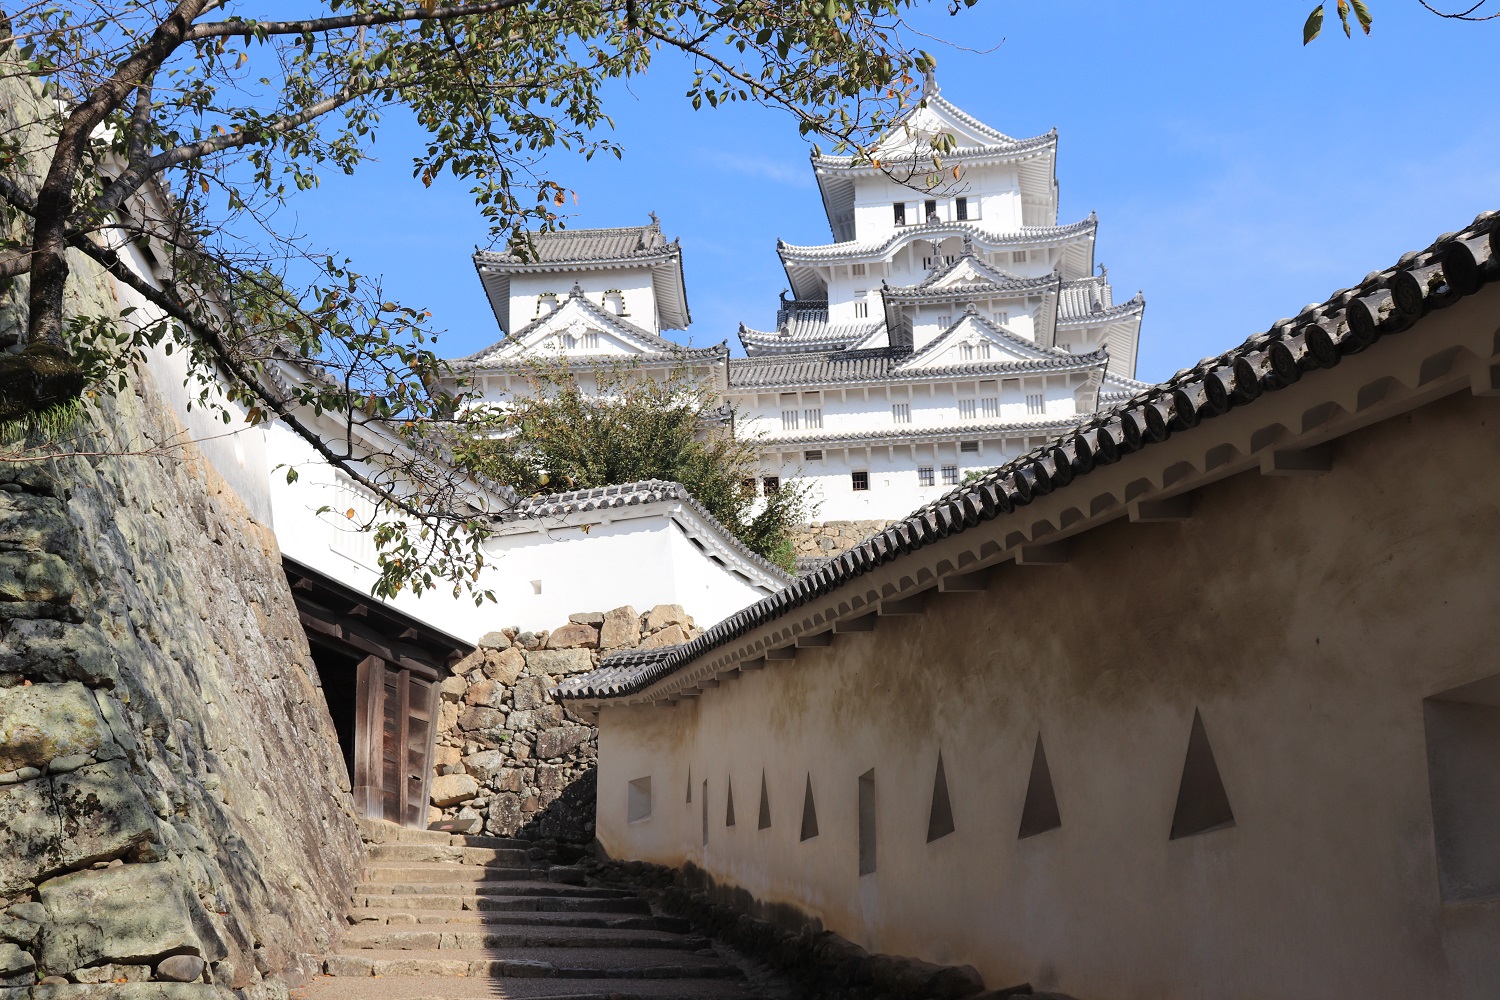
[297,824,794,1000]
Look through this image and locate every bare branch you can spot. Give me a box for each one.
[185,0,534,41]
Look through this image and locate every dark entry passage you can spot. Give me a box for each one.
[284,557,470,828]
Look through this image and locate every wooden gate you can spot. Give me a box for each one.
[353,656,438,827]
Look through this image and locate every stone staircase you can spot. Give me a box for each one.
[309,824,767,999]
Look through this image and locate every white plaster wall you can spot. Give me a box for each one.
[508,268,659,336]
[264,421,495,643]
[591,386,1500,999]
[482,513,772,633]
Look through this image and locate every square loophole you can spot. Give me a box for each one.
[627,776,652,824]
[1424,674,1500,903]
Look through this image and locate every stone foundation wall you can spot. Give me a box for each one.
[430,604,700,843]
[787,521,896,563]
[1,67,361,996]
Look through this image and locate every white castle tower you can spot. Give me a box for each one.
[727,79,1148,520]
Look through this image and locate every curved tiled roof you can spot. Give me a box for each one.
[812,130,1057,170]
[554,210,1500,703]
[885,272,1060,304]
[475,221,673,267]
[755,415,1084,448]
[777,216,1096,264]
[726,338,1104,390]
[501,479,794,585]
[1058,293,1145,327]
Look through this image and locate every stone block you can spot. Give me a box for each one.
[493,769,524,794]
[53,760,161,869]
[0,943,33,977]
[438,701,459,734]
[434,746,462,770]
[484,795,522,836]
[511,677,551,712]
[460,751,505,783]
[155,955,205,983]
[456,706,505,733]
[37,863,212,974]
[448,649,484,677]
[0,494,71,553]
[428,774,479,808]
[504,710,534,733]
[643,604,691,632]
[0,622,119,687]
[438,676,466,702]
[536,764,569,794]
[0,551,74,604]
[483,648,525,686]
[0,906,41,946]
[322,955,373,977]
[545,623,597,650]
[638,624,688,650]
[462,679,502,709]
[598,606,639,650]
[534,727,592,761]
[0,682,108,774]
[567,612,604,627]
[525,649,592,676]
[0,778,62,895]
[476,631,511,650]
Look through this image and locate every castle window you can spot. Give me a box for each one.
[958,399,977,420]
[960,344,974,361]
[1059,341,1072,353]
[740,478,756,497]
[853,293,870,319]
[893,202,907,226]
[1012,251,1028,264]
[584,331,600,349]
[960,441,979,454]
[980,397,999,419]
[1026,393,1045,415]
[941,465,959,486]
[918,467,935,487]
[938,314,952,329]
[955,197,968,221]
[851,471,869,492]
[924,199,938,222]
[762,476,780,495]
[851,262,866,277]
[804,450,823,462]
[892,403,910,424]
[994,311,1010,325]
[781,409,800,431]
[803,407,823,429]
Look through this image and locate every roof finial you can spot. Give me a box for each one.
[1098,262,1108,280]
[922,67,938,98]
[647,210,660,228]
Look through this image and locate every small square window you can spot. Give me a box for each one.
[980,397,999,418]
[918,466,935,487]
[1026,393,1045,416]
[762,476,780,495]
[781,409,800,431]
[804,449,823,462]
[941,465,959,485]
[851,262,866,276]
[740,478,756,497]
[851,471,869,492]
[960,441,979,454]
[1012,250,1028,264]
[958,399,977,419]
[803,407,823,429]
[892,403,910,424]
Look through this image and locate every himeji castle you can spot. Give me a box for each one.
[456,82,1149,521]
[728,80,1148,519]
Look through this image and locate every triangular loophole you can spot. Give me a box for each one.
[1170,709,1234,840]
[1018,732,1061,839]
[725,776,736,827]
[927,751,955,842]
[758,771,772,830]
[686,766,692,804]
[799,774,819,841]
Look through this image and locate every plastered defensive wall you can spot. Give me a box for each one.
[587,278,1500,998]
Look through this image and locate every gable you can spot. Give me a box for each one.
[898,313,1059,371]
[925,256,1020,290]
[873,100,1012,159]
[485,297,667,362]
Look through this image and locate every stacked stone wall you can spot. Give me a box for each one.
[429,604,700,843]
[787,521,896,564]
[1,67,361,997]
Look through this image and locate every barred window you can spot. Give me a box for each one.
[960,441,979,454]
[781,410,800,431]
[803,407,823,429]
[762,476,780,495]
[1026,394,1045,415]
[918,467,935,487]
[958,399,977,419]
[892,403,910,424]
[980,397,999,418]
[804,449,823,462]
[941,465,959,486]
[851,471,869,491]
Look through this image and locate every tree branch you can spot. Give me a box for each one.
[186,0,535,41]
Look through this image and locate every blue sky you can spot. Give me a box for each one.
[285,1,1499,382]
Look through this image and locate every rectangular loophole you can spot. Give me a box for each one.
[1425,674,1500,903]
[627,776,652,824]
[858,769,877,876]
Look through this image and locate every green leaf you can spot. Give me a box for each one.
[1338,0,1351,37]
[1350,0,1373,33]
[1303,4,1324,44]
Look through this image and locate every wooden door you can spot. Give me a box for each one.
[352,656,437,827]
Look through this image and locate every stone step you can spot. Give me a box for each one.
[356,879,639,899]
[362,862,545,883]
[298,972,762,999]
[349,908,682,931]
[355,892,651,913]
[367,843,535,866]
[341,925,711,952]
[324,947,743,980]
